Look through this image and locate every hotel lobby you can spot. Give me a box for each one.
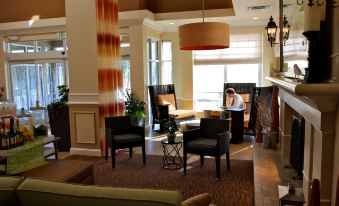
[0,0,339,206]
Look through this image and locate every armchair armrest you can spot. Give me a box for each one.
[216,131,231,153]
[157,104,170,120]
[183,128,202,146]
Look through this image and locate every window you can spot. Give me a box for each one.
[147,39,160,86]
[121,56,131,91]
[7,39,66,54]
[161,41,172,84]
[193,32,262,111]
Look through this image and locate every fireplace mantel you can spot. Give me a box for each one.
[267,77,339,112]
[267,76,337,206]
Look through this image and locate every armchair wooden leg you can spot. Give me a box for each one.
[129,147,133,158]
[216,156,221,179]
[183,152,187,174]
[111,148,116,169]
[200,155,204,166]
[142,145,146,166]
[226,151,230,170]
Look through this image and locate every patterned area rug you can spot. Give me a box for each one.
[67,153,254,206]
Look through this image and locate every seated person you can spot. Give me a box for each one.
[221,88,244,119]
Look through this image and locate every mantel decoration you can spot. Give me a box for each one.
[257,96,278,149]
[178,0,229,50]
[297,0,339,7]
[265,15,290,47]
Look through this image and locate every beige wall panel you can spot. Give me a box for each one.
[69,105,100,149]
[66,0,98,94]
[74,111,96,144]
[161,32,193,110]
[0,0,65,23]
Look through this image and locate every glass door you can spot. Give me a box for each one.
[10,60,67,111]
[11,62,38,111]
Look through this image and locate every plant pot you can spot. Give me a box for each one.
[167,133,176,143]
[131,116,145,126]
[262,131,278,149]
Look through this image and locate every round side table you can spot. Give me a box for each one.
[161,138,183,169]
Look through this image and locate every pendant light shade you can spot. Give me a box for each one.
[179,22,230,50]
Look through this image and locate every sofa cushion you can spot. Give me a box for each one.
[0,176,24,206]
[114,133,143,144]
[169,110,195,119]
[182,193,211,206]
[17,178,182,206]
[187,138,217,153]
[158,94,176,111]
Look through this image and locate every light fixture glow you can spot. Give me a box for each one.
[169,22,175,25]
[178,0,230,50]
[252,17,259,20]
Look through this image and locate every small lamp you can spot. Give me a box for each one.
[265,16,278,47]
[282,15,290,45]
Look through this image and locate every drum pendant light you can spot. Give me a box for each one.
[178,0,230,50]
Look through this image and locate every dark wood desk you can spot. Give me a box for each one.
[225,108,244,144]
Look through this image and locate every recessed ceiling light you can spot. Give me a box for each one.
[169,22,175,25]
[252,17,259,20]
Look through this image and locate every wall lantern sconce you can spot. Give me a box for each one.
[297,0,339,7]
[265,15,290,47]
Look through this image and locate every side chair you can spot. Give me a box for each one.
[183,118,231,179]
[105,116,146,169]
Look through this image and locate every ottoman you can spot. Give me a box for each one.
[22,159,94,184]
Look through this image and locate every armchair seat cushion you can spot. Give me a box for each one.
[187,138,217,153]
[169,110,195,119]
[114,134,143,144]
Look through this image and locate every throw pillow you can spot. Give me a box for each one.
[182,193,211,206]
[157,94,176,111]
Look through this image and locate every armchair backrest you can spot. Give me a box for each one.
[200,118,229,139]
[223,83,256,107]
[148,84,177,122]
[105,116,132,135]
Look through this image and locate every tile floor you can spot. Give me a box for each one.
[59,128,302,206]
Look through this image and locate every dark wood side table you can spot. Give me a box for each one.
[278,185,305,206]
[226,108,244,144]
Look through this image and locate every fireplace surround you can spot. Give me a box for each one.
[268,77,339,206]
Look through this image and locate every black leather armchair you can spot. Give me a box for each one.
[183,118,230,178]
[105,116,146,169]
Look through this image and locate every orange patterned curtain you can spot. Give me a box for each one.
[96,0,124,126]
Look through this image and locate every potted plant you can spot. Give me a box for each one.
[258,97,277,149]
[47,85,71,152]
[124,89,146,126]
[163,115,179,142]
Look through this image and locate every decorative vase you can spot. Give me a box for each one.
[262,131,278,149]
[167,133,176,143]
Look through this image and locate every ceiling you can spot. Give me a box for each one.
[119,0,301,31]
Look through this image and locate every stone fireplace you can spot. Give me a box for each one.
[268,77,339,206]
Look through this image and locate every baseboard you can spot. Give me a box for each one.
[70,147,102,156]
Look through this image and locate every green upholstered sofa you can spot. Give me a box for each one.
[0,176,182,206]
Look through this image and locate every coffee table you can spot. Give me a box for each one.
[161,138,183,170]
